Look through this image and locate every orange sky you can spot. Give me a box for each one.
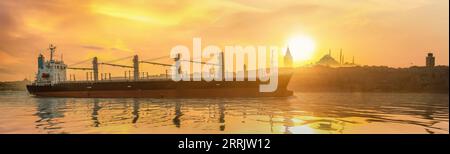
[0,0,448,81]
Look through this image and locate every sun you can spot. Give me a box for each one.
[286,36,316,61]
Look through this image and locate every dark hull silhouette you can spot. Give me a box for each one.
[27,74,293,98]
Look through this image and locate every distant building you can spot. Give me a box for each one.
[316,53,340,67]
[426,53,435,67]
[284,47,293,67]
[315,49,357,67]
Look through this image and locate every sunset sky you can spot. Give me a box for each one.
[0,0,448,81]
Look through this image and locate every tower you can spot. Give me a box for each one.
[426,53,435,67]
[284,47,293,67]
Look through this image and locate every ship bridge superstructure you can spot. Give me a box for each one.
[36,44,67,85]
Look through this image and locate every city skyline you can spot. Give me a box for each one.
[0,0,449,81]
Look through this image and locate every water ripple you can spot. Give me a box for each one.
[0,91,448,134]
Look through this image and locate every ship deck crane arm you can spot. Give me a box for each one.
[139,61,172,67]
[180,60,221,66]
[99,62,133,68]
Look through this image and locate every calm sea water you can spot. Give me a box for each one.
[0,91,448,134]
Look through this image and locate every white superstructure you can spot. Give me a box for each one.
[35,44,67,85]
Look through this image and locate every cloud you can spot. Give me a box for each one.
[81,45,105,50]
[0,0,448,81]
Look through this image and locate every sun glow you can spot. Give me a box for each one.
[287,36,316,61]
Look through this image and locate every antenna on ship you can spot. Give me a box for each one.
[49,44,56,62]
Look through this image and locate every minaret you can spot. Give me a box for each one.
[284,47,293,68]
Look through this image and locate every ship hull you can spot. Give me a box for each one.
[27,74,293,98]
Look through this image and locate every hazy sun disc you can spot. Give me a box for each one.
[287,36,316,61]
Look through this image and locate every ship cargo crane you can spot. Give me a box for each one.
[67,58,94,70]
[139,55,172,67]
[99,62,133,68]
[66,53,224,82]
[139,61,172,67]
[96,56,137,80]
[180,60,221,66]
[139,53,224,78]
[66,58,95,81]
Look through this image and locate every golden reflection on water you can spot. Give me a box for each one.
[0,91,448,134]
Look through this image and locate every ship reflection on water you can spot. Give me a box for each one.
[32,97,233,133]
[0,91,448,134]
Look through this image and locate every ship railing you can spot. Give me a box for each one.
[31,81,52,86]
[61,76,171,83]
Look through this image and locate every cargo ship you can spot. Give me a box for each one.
[27,45,294,98]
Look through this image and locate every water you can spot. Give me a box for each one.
[0,91,448,134]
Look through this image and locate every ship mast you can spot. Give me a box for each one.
[49,44,56,62]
